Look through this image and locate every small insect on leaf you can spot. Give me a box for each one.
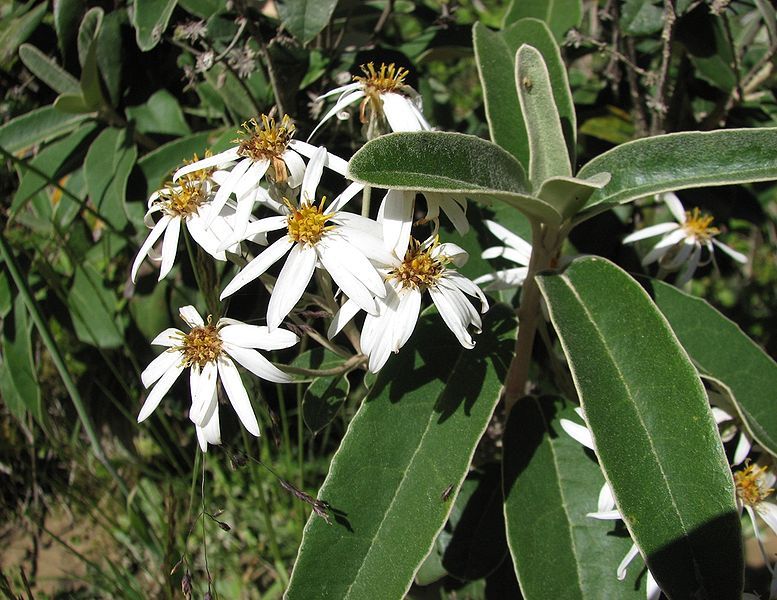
[441,483,454,502]
[522,77,533,91]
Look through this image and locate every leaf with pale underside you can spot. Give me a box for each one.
[537,256,742,599]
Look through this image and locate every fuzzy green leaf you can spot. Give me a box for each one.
[502,0,582,42]
[515,44,571,189]
[504,396,643,599]
[19,44,79,94]
[77,7,103,67]
[278,0,339,44]
[133,0,177,51]
[126,90,191,136]
[286,305,516,599]
[84,128,137,229]
[0,1,47,69]
[646,277,777,458]
[0,106,90,154]
[577,128,777,219]
[537,257,742,599]
[348,131,562,224]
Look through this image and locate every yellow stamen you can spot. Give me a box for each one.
[176,322,222,368]
[235,114,296,183]
[160,178,206,217]
[180,150,215,186]
[353,62,410,124]
[286,198,335,246]
[734,463,774,507]
[682,207,719,241]
[390,238,447,289]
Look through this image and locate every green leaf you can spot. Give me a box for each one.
[133,0,177,51]
[77,7,103,67]
[0,1,47,69]
[96,11,125,107]
[67,262,125,348]
[473,19,576,172]
[579,112,635,145]
[138,131,218,194]
[79,37,105,111]
[53,93,92,114]
[645,277,777,458]
[286,305,516,599]
[504,396,643,599]
[677,8,736,91]
[11,123,96,216]
[202,64,257,120]
[621,0,664,36]
[126,90,192,136]
[537,173,610,220]
[0,106,90,154]
[577,128,777,218]
[178,0,222,19]
[348,131,562,224]
[278,0,340,45]
[537,257,742,599]
[0,295,44,426]
[54,0,85,62]
[303,374,349,434]
[84,128,137,229]
[516,44,572,189]
[502,0,582,42]
[19,44,80,94]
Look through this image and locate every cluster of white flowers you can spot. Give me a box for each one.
[132,64,495,450]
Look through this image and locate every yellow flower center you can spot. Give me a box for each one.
[235,114,295,183]
[287,199,334,246]
[177,323,222,369]
[682,207,719,242]
[160,179,206,217]
[390,239,446,289]
[734,463,774,507]
[353,62,409,124]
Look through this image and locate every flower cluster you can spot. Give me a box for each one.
[132,64,492,450]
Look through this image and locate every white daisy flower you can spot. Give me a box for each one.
[734,462,777,572]
[472,220,533,291]
[309,62,431,140]
[329,237,489,373]
[623,192,747,286]
[219,147,392,330]
[377,189,470,258]
[138,305,298,451]
[711,406,753,466]
[131,155,265,282]
[171,115,349,242]
[560,410,662,600]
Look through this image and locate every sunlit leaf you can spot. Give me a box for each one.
[502,0,582,42]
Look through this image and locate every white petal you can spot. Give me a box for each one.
[428,192,469,235]
[662,192,687,223]
[641,229,687,265]
[196,399,221,452]
[315,82,361,100]
[646,570,662,600]
[206,158,252,228]
[219,324,299,350]
[158,216,181,280]
[662,238,695,271]
[131,215,172,282]
[266,244,317,329]
[617,544,640,581]
[243,215,289,238]
[233,159,269,199]
[186,213,227,260]
[301,147,327,203]
[179,305,204,328]
[732,432,752,466]
[141,349,183,388]
[173,148,240,181]
[598,482,616,512]
[328,298,362,338]
[334,223,397,266]
[712,239,748,264]
[381,92,428,132]
[586,509,623,520]
[559,418,595,450]
[473,268,529,291]
[137,361,185,422]
[756,501,777,537]
[435,242,468,268]
[392,287,421,351]
[429,285,475,348]
[217,355,260,436]
[443,271,488,312]
[281,149,305,187]
[675,245,702,286]
[484,221,533,257]
[217,191,256,250]
[482,246,533,266]
[223,342,293,383]
[622,222,680,244]
[190,361,218,425]
[328,181,365,213]
[289,140,349,176]
[150,327,183,347]
[379,189,414,258]
[220,237,292,299]
[308,89,365,140]
[317,241,383,313]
